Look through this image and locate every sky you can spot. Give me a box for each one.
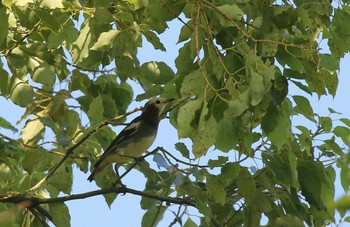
[1,15,350,227]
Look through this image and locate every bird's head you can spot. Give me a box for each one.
[142,98,174,123]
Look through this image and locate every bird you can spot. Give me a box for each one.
[87,97,174,182]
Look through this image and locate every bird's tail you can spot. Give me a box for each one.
[87,168,97,182]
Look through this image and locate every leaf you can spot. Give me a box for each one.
[205,173,226,205]
[298,160,324,209]
[249,71,266,106]
[90,30,120,51]
[224,90,250,118]
[320,54,339,72]
[49,203,71,227]
[141,206,166,227]
[21,116,44,144]
[215,118,238,152]
[142,30,166,51]
[272,214,304,227]
[175,142,190,159]
[10,81,34,107]
[72,20,92,64]
[88,95,104,122]
[261,101,291,148]
[292,95,314,118]
[48,165,73,195]
[237,167,255,204]
[175,41,195,75]
[22,149,48,173]
[28,58,56,86]
[184,218,197,227]
[178,20,193,44]
[221,162,240,185]
[139,61,175,86]
[180,70,206,97]
[340,167,350,193]
[0,117,18,133]
[192,115,217,158]
[0,67,9,96]
[208,156,228,169]
[40,0,64,9]
[177,99,202,138]
[0,8,9,47]
[333,126,350,145]
[216,4,243,22]
[319,116,332,133]
[340,118,350,127]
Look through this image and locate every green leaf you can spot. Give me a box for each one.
[175,142,190,159]
[221,162,240,185]
[28,58,56,86]
[177,99,202,138]
[0,8,9,47]
[0,67,9,96]
[237,167,255,204]
[142,30,166,51]
[48,165,73,194]
[340,167,350,193]
[262,101,291,148]
[184,218,197,227]
[224,90,249,118]
[10,81,34,107]
[319,116,332,133]
[88,95,104,122]
[208,156,228,169]
[320,54,339,72]
[192,115,217,158]
[72,20,92,64]
[215,118,237,152]
[178,20,193,44]
[139,61,175,86]
[90,30,120,51]
[249,71,266,106]
[292,95,314,118]
[49,203,71,227]
[272,214,304,227]
[21,116,44,144]
[22,149,48,173]
[39,0,64,9]
[141,206,166,227]
[205,173,226,205]
[340,118,350,128]
[0,117,18,133]
[321,70,338,97]
[180,70,206,97]
[333,126,350,145]
[216,4,243,22]
[298,160,324,209]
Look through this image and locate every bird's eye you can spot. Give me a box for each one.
[156,100,161,104]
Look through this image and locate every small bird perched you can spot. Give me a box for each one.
[87,97,174,182]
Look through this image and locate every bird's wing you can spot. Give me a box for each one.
[93,116,141,168]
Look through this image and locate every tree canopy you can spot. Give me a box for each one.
[1,0,350,226]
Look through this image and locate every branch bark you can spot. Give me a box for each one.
[1,186,195,207]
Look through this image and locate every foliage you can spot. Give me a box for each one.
[1,0,350,226]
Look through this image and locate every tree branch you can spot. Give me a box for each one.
[1,186,195,207]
